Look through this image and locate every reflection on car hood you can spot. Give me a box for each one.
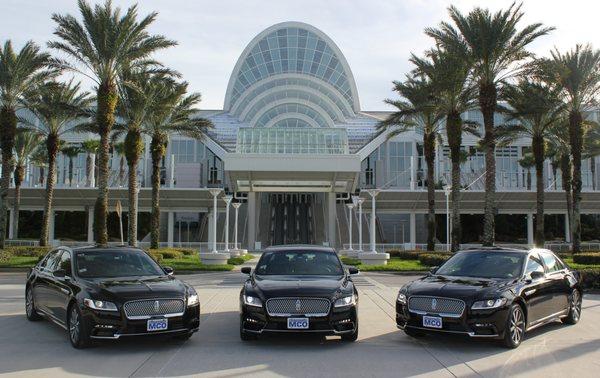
[84,275,186,301]
[406,275,511,300]
[253,275,347,299]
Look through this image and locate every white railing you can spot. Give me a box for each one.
[341,242,600,253]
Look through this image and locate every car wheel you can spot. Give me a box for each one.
[503,304,525,349]
[68,304,90,349]
[404,327,425,338]
[562,289,582,325]
[25,287,42,321]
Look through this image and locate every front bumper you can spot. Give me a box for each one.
[82,303,200,340]
[396,301,509,338]
[241,303,357,335]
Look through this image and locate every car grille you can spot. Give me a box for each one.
[408,296,465,317]
[123,299,185,320]
[266,298,331,317]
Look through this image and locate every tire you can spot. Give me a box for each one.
[502,303,525,349]
[25,287,42,321]
[68,304,91,349]
[404,327,425,338]
[562,289,582,325]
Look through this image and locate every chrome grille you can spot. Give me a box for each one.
[266,298,331,317]
[123,299,185,319]
[408,296,465,317]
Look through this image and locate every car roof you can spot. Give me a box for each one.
[70,245,145,253]
[459,246,531,254]
[264,245,336,253]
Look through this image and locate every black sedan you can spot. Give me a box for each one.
[25,246,200,348]
[396,248,582,348]
[239,246,359,341]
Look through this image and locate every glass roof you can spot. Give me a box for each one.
[236,127,349,154]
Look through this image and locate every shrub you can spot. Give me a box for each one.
[573,253,600,265]
[387,250,421,260]
[148,248,184,259]
[5,246,51,257]
[580,269,600,290]
[418,253,451,266]
[180,248,196,256]
[147,251,163,263]
[228,257,246,265]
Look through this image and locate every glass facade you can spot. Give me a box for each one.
[236,127,348,154]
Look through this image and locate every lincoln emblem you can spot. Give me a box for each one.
[154,300,160,313]
[431,298,437,310]
[295,299,302,312]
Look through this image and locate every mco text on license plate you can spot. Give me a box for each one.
[147,318,168,332]
[287,318,309,329]
[423,316,442,329]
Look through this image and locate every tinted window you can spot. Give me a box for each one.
[74,250,164,278]
[58,251,72,276]
[525,255,545,276]
[435,251,525,279]
[540,252,563,273]
[42,250,62,272]
[255,250,344,276]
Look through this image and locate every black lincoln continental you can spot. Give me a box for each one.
[396,247,583,348]
[25,246,200,348]
[239,246,359,341]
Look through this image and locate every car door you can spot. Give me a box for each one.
[34,250,62,315]
[47,250,74,323]
[522,253,553,324]
[539,251,570,314]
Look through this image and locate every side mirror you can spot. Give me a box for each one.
[162,266,174,276]
[429,266,439,274]
[241,267,252,275]
[348,267,359,275]
[529,271,545,280]
[53,269,66,278]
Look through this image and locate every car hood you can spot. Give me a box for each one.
[251,275,348,299]
[84,275,187,301]
[405,275,511,301]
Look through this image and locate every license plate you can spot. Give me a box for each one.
[423,316,442,329]
[147,318,168,332]
[287,318,309,329]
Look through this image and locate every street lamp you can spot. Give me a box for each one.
[232,202,242,251]
[208,188,222,253]
[352,195,364,252]
[222,194,233,252]
[366,189,380,253]
[346,203,355,250]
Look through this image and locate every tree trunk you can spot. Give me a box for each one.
[533,135,545,247]
[551,161,558,190]
[0,106,17,249]
[12,165,25,239]
[39,167,45,186]
[86,153,93,187]
[40,135,59,246]
[119,156,125,187]
[479,83,497,247]
[94,81,118,246]
[447,111,462,252]
[591,157,596,191]
[150,136,166,249]
[569,111,582,253]
[424,132,436,251]
[561,155,573,244]
[125,129,143,247]
[68,157,74,187]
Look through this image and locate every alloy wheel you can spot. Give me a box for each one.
[25,290,34,317]
[69,307,80,344]
[571,290,582,322]
[509,306,524,345]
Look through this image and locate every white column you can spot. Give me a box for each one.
[90,153,96,188]
[167,211,174,248]
[207,209,214,246]
[527,213,534,246]
[346,203,354,250]
[222,195,232,252]
[327,192,336,248]
[565,213,571,243]
[232,202,241,249]
[409,213,416,249]
[247,192,256,250]
[354,196,364,252]
[368,189,380,253]
[410,156,416,190]
[87,207,94,243]
[169,154,175,188]
[8,209,14,240]
[208,188,221,253]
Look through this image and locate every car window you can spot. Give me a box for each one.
[58,251,72,276]
[74,249,164,278]
[525,255,545,276]
[42,250,62,273]
[540,251,563,273]
[434,251,524,279]
[255,250,344,276]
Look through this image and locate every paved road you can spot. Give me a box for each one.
[0,271,599,377]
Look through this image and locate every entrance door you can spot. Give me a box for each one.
[269,194,315,246]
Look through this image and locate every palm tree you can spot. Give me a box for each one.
[22,81,92,246]
[379,76,445,251]
[49,0,176,246]
[518,152,535,190]
[412,49,478,252]
[113,142,126,187]
[0,40,54,248]
[547,124,573,243]
[583,120,600,191]
[497,80,564,246]
[80,139,99,187]
[144,79,212,248]
[30,147,48,187]
[426,2,554,246]
[12,129,43,238]
[535,45,600,253]
[61,145,81,187]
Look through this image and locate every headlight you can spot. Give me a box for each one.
[397,293,407,304]
[471,298,507,310]
[243,295,262,307]
[334,294,356,308]
[187,289,199,306]
[83,298,118,312]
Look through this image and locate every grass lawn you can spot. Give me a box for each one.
[162,253,255,272]
[341,257,429,272]
[0,256,39,268]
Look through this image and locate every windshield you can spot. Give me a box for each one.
[74,250,165,278]
[255,250,344,276]
[435,251,525,279]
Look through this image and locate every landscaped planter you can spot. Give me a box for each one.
[199,252,230,265]
[358,252,390,265]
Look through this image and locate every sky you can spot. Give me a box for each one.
[2,0,599,111]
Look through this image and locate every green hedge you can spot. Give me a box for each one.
[418,253,451,266]
[3,246,51,257]
[580,269,600,290]
[387,250,421,260]
[573,253,600,265]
